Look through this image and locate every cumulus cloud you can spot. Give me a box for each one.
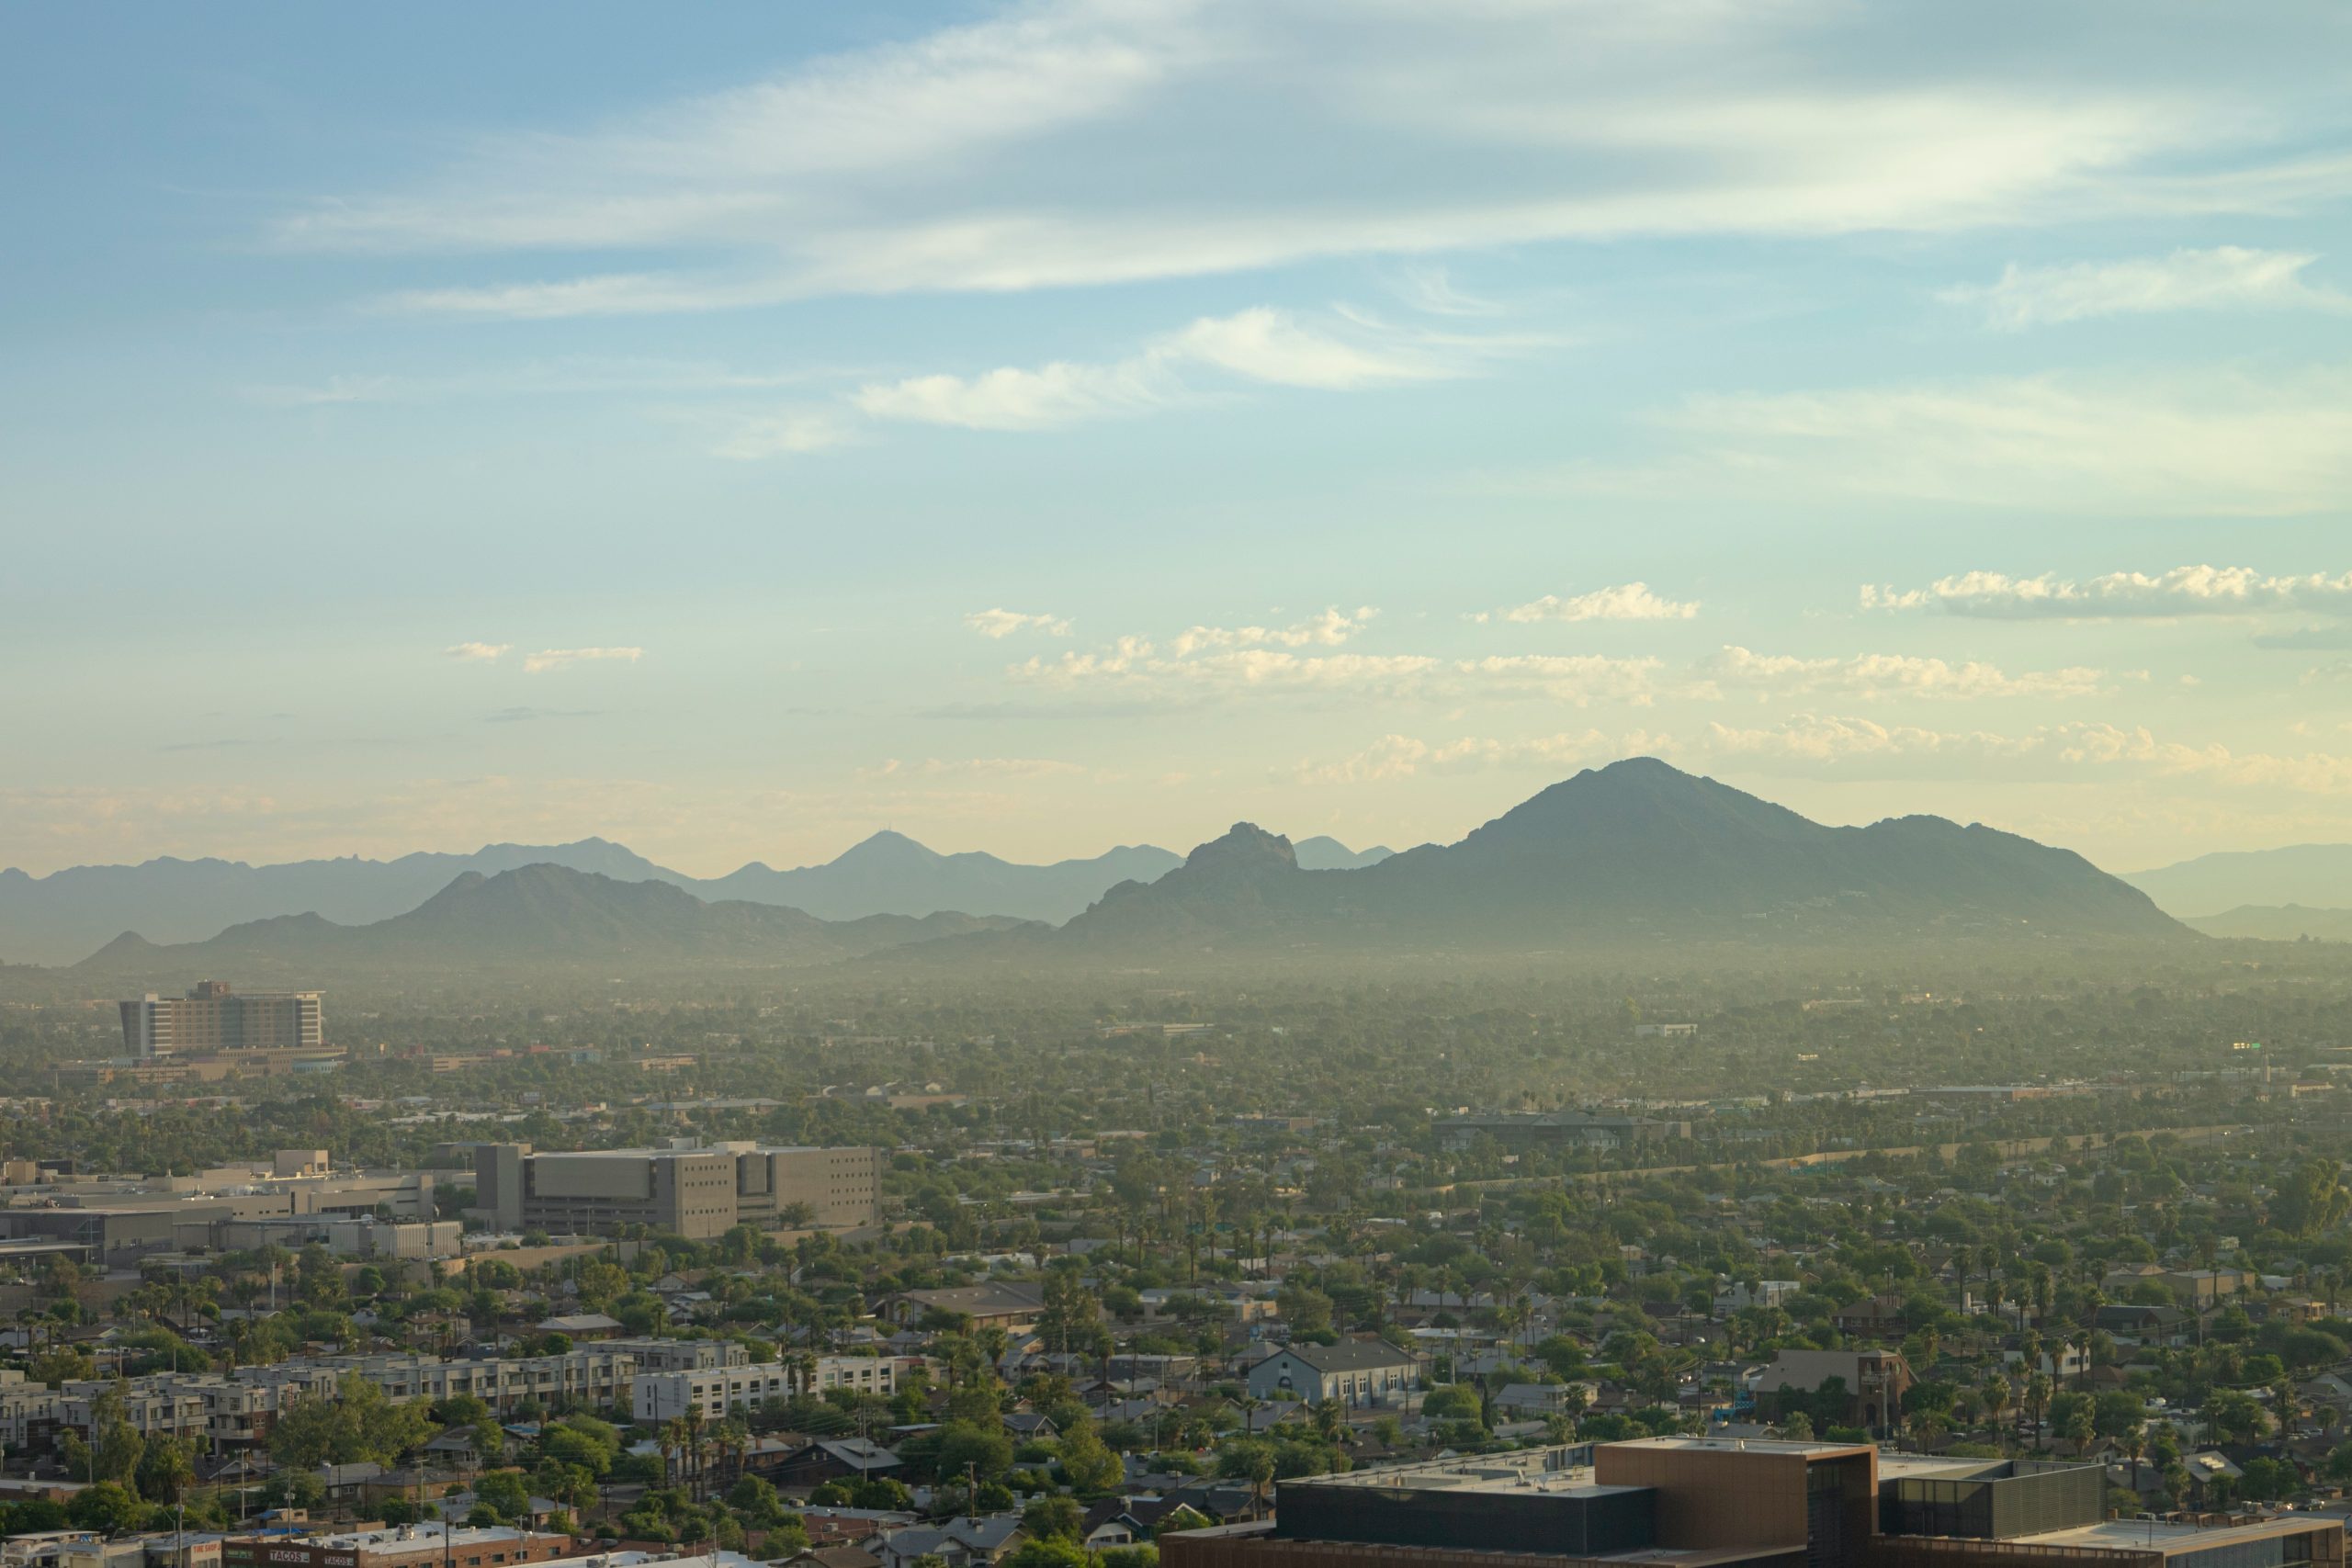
[1863,566,2352,619]
[966,608,1072,639]
[1707,716,2050,763]
[1453,655,1668,706]
[1294,728,1668,785]
[1700,716,2352,797]
[1170,606,1374,657]
[524,646,645,673]
[444,641,512,661]
[1478,582,1699,624]
[922,756,1090,779]
[1700,646,2106,700]
[1941,246,2350,330]
[2059,725,2352,795]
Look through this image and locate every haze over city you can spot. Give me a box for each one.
[7,2,2352,878]
[16,11,2352,1568]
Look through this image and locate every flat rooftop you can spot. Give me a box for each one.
[1603,1437,1875,1458]
[303,1524,554,1551]
[1295,1448,1608,1495]
[2019,1517,2331,1555]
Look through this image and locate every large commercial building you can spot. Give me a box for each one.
[1162,1438,2344,1568]
[119,981,323,1057]
[475,1142,885,1239]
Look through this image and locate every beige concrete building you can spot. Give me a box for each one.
[119,981,322,1057]
[475,1142,884,1238]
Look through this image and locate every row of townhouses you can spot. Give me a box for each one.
[0,1336,906,1449]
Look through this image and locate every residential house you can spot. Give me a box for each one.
[1750,1348,1913,1435]
[1243,1340,1419,1407]
[772,1440,904,1490]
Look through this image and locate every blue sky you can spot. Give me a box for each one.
[4,0,2350,877]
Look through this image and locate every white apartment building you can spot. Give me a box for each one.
[633,1357,904,1423]
[50,1348,636,1445]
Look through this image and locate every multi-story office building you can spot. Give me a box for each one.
[633,1356,905,1422]
[119,981,323,1057]
[475,1142,884,1238]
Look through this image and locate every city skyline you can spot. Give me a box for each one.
[6,2,2350,876]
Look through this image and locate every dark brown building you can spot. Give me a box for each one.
[1160,1438,2336,1568]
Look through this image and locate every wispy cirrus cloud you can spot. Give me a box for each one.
[1863,565,2352,619]
[710,409,862,459]
[851,307,1520,432]
[966,608,1072,638]
[1941,246,2350,330]
[279,3,2349,321]
[524,646,644,673]
[444,641,513,662]
[1599,368,2352,517]
[1476,582,1698,624]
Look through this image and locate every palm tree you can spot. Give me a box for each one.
[2025,1372,2054,1445]
[714,1418,750,1490]
[1241,1445,1275,1518]
[682,1402,709,1500]
[1981,1376,2012,1446]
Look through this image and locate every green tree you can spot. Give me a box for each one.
[1002,1542,1090,1568]
[1022,1495,1084,1542]
[2271,1160,2352,1238]
[135,1436,197,1505]
[68,1481,145,1534]
[1059,1418,1125,1495]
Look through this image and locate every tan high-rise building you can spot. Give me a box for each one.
[119,981,322,1057]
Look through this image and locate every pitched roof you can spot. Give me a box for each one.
[1280,1338,1417,1373]
[892,1282,1046,1316]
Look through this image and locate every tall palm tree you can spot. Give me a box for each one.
[1981,1376,2012,1448]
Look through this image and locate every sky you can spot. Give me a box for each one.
[4,0,2351,879]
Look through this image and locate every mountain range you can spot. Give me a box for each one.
[2183,905,2352,942]
[2123,844,2352,919]
[71,864,1036,979]
[995,758,2187,955]
[28,760,2196,976]
[0,829,1391,965]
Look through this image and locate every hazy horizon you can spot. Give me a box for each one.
[6,3,2350,879]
